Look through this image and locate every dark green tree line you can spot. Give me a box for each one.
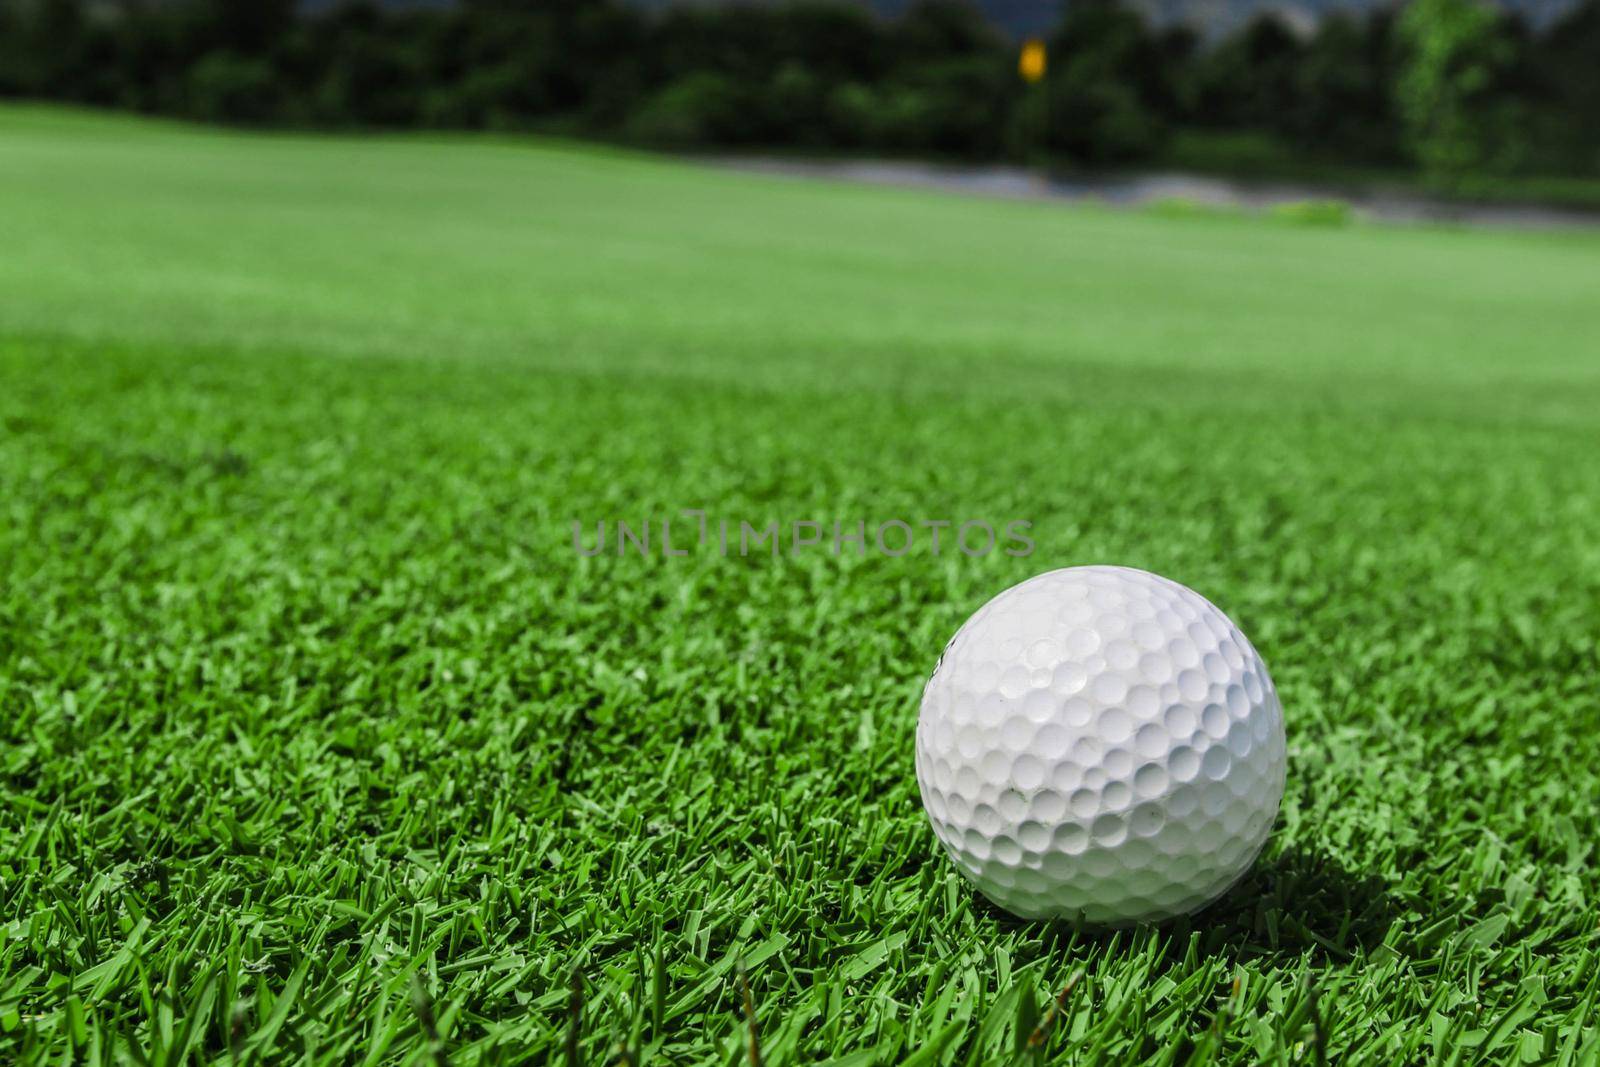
[0,0,1595,181]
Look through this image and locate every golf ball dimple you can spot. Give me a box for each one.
[916,566,1286,924]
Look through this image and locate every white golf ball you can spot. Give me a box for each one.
[916,566,1286,924]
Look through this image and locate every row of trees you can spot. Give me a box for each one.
[1,0,1597,185]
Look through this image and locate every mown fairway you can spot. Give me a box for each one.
[2,105,1599,1064]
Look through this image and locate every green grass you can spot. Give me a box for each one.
[2,103,1600,1064]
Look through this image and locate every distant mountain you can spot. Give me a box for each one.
[316,0,1584,39]
[624,0,1582,38]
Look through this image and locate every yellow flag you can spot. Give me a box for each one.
[1018,38,1047,84]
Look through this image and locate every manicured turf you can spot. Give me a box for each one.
[2,104,1599,1064]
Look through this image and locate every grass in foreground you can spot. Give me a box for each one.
[2,105,1599,1064]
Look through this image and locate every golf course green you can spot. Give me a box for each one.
[2,104,1598,1063]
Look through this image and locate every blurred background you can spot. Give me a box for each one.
[3,0,1597,210]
